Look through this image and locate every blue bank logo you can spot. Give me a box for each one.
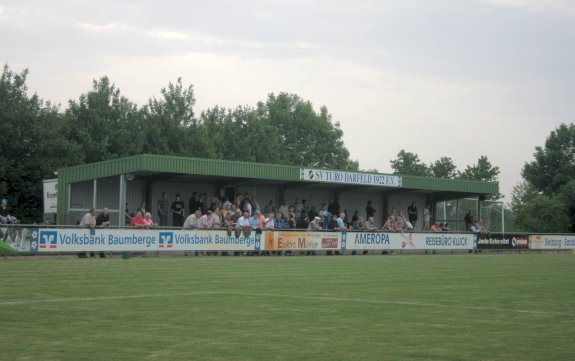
[39,230,57,249]
[159,232,174,248]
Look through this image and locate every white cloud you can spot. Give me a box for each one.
[483,0,575,14]
[146,29,189,41]
[75,21,134,33]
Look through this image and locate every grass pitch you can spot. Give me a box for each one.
[0,253,573,361]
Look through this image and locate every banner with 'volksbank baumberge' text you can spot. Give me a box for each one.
[344,232,474,250]
[29,228,261,252]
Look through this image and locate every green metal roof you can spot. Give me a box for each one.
[56,154,498,212]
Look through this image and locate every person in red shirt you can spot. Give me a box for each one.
[130,211,147,228]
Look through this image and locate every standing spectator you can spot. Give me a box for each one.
[243,197,253,216]
[297,211,310,229]
[293,198,303,219]
[278,200,289,216]
[308,206,318,220]
[407,201,418,229]
[212,194,222,210]
[212,207,222,228]
[79,209,96,228]
[124,203,132,226]
[319,204,331,229]
[251,196,261,213]
[200,193,211,213]
[96,208,111,228]
[328,199,340,216]
[137,201,147,215]
[327,214,338,230]
[366,200,376,219]
[221,196,232,210]
[263,200,274,214]
[423,205,431,230]
[352,210,359,224]
[189,192,200,214]
[171,194,185,227]
[464,209,473,231]
[157,192,169,227]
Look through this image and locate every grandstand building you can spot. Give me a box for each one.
[53,154,499,231]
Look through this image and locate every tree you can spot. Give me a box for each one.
[523,123,575,195]
[459,155,501,199]
[429,157,458,178]
[0,65,80,222]
[390,150,430,176]
[263,93,358,170]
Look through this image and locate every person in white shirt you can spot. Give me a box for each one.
[264,212,276,230]
[79,209,96,228]
[183,210,202,229]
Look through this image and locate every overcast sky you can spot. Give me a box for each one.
[1,0,574,201]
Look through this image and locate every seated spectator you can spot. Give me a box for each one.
[255,210,266,231]
[285,212,296,229]
[264,212,275,230]
[327,214,338,230]
[130,211,148,228]
[382,216,395,231]
[352,210,359,224]
[79,209,97,228]
[335,212,347,231]
[248,212,259,230]
[297,212,310,229]
[470,220,489,233]
[198,210,213,229]
[308,216,322,231]
[96,208,111,228]
[212,207,222,228]
[441,222,451,232]
[364,216,377,231]
[0,199,17,224]
[142,212,157,228]
[236,211,252,237]
[353,216,366,230]
[275,212,288,230]
[183,210,202,229]
[430,222,442,232]
[394,215,405,232]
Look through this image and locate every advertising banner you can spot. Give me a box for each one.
[264,231,341,251]
[344,232,474,250]
[42,179,58,214]
[529,235,575,250]
[476,234,529,249]
[300,168,402,188]
[30,228,262,252]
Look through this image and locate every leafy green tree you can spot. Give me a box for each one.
[263,93,358,170]
[390,150,430,176]
[522,123,575,195]
[459,156,501,199]
[64,76,142,163]
[513,193,569,233]
[0,66,81,221]
[429,157,458,178]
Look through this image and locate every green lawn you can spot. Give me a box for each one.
[0,254,573,361]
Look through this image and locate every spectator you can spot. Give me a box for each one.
[366,200,376,219]
[96,208,111,228]
[319,204,331,229]
[293,198,303,219]
[189,192,200,213]
[212,207,222,228]
[297,212,310,229]
[255,210,266,230]
[430,222,441,232]
[248,212,259,230]
[183,210,202,229]
[335,212,347,231]
[198,210,213,229]
[142,212,157,228]
[264,212,275,230]
[442,223,451,232]
[157,192,169,227]
[278,200,289,216]
[308,216,322,231]
[364,216,377,231]
[130,211,147,228]
[423,205,431,230]
[171,194,185,227]
[263,200,274,214]
[407,201,418,229]
[212,194,222,209]
[200,193,211,213]
[236,211,252,237]
[394,214,405,232]
[353,216,366,230]
[352,210,359,224]
[0,199,17,224]
[79,209,96,228]
[275,212,288,229]
[285,212,296,229]
[328,199,340,216]
[308,206,318,220]
[327,214,338,230]
[464,209,473,231]
[383,216,395,231]
[137,201,147,215]
[251,196,261,213]
[221,196,232,210]
[243,197,253,216]
[124,202,132,226]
